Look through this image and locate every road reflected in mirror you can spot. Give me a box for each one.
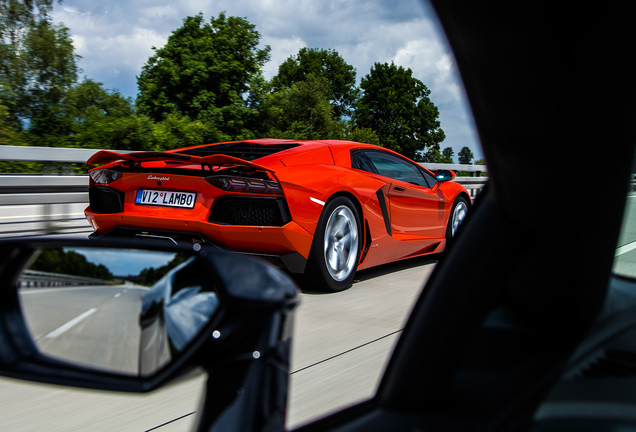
[18,247,219,377]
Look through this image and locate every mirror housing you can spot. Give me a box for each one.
[0,237,298,396]
[433,169,457,193]
[435,169,456,183]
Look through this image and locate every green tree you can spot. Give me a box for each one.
[264,74,345,140]
[1,0,80,143]
[422,146,442,163]
[0,101,39,172]
[344,125,380,146]
[424,146,454,163]
[64,79,151,150]
[442,146,454,163]
[149,113,220,151]
[271,48,358,119]
[354,62,445,160]
[0,101,22,144]
[31,248,115,281]
[0,0,56,123]
[22,19,78,141]
[136,12,271,143]
[458,146,474,164]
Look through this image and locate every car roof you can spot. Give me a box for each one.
[174,139,403,167]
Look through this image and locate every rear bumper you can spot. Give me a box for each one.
[86,217,311,274]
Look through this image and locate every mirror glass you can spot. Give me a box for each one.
[436,170,452,182]
[17,246,219,377]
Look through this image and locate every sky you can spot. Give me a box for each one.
[68,248,177,276]
[51,0,482,161]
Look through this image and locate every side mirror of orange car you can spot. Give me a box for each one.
[0,238,298,432]
[435,169,456,183]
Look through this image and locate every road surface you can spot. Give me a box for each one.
[0,253,435,431]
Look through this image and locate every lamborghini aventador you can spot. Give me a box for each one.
[85,139,470,291]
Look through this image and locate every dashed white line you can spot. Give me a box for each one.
[616,241,636,257]
[44,308,97,339]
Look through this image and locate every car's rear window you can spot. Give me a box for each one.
[177,142,299,161]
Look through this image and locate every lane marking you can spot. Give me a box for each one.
[114,292,121,298]
[44,308,97,339]
[290,329,402,375]
[616,242,636,257]
[145,412,197,431]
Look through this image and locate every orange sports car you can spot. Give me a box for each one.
[85,139,470,291]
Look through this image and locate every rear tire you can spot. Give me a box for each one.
[303,197,361,292]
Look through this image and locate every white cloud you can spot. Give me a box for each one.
[50,0,481,158]
[263,36,307,79]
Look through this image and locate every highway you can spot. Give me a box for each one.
[1,193,635,431]
[0,249,434,431]
[20,284,146,376]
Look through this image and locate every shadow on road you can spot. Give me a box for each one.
[298,253,441,295]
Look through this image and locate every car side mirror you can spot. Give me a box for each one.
[0,238,298,431]
[435,169,456,183]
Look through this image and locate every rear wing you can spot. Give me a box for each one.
[86,150,275,173]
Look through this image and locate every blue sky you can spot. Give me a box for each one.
[52,0,482,160]
[68,248,177,276]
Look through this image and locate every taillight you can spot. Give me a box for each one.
[89,169,122,184]
[206,176,283,195]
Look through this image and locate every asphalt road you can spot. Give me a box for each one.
[613,194,636,276]
[0,254,434,431]
[20,284,146,375]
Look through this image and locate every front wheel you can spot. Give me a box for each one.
[446,196,469,241]
[303,197,361,292]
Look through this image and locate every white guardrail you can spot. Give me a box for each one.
[0,145,488,238]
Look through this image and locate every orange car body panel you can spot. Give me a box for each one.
[85,139,470,273]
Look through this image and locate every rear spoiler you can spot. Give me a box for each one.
[86,150,275,173]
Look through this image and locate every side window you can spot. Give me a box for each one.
[419,168,438,188]
[351,151,379,175]
[364,151,428,187]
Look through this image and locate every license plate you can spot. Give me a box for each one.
[135,190,196,209]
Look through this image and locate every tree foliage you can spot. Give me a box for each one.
[442,147,454,163]
[136,12,271,143]
[264,73,345,140]
[354,62,445,160]
[0,1,79,142]
[137,253,188,286]
[31,248,114,281]
[149,113,219,151]
[458,146,474,164]
[271,47,357,119]
[63,80,151,150]
[0,6,454,169]
[422,145,454,163]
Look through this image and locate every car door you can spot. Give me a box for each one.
[355,150,447,239]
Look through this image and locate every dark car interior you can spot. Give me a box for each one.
[296,1,636,431]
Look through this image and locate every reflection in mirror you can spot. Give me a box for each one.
[18,247,219,377]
